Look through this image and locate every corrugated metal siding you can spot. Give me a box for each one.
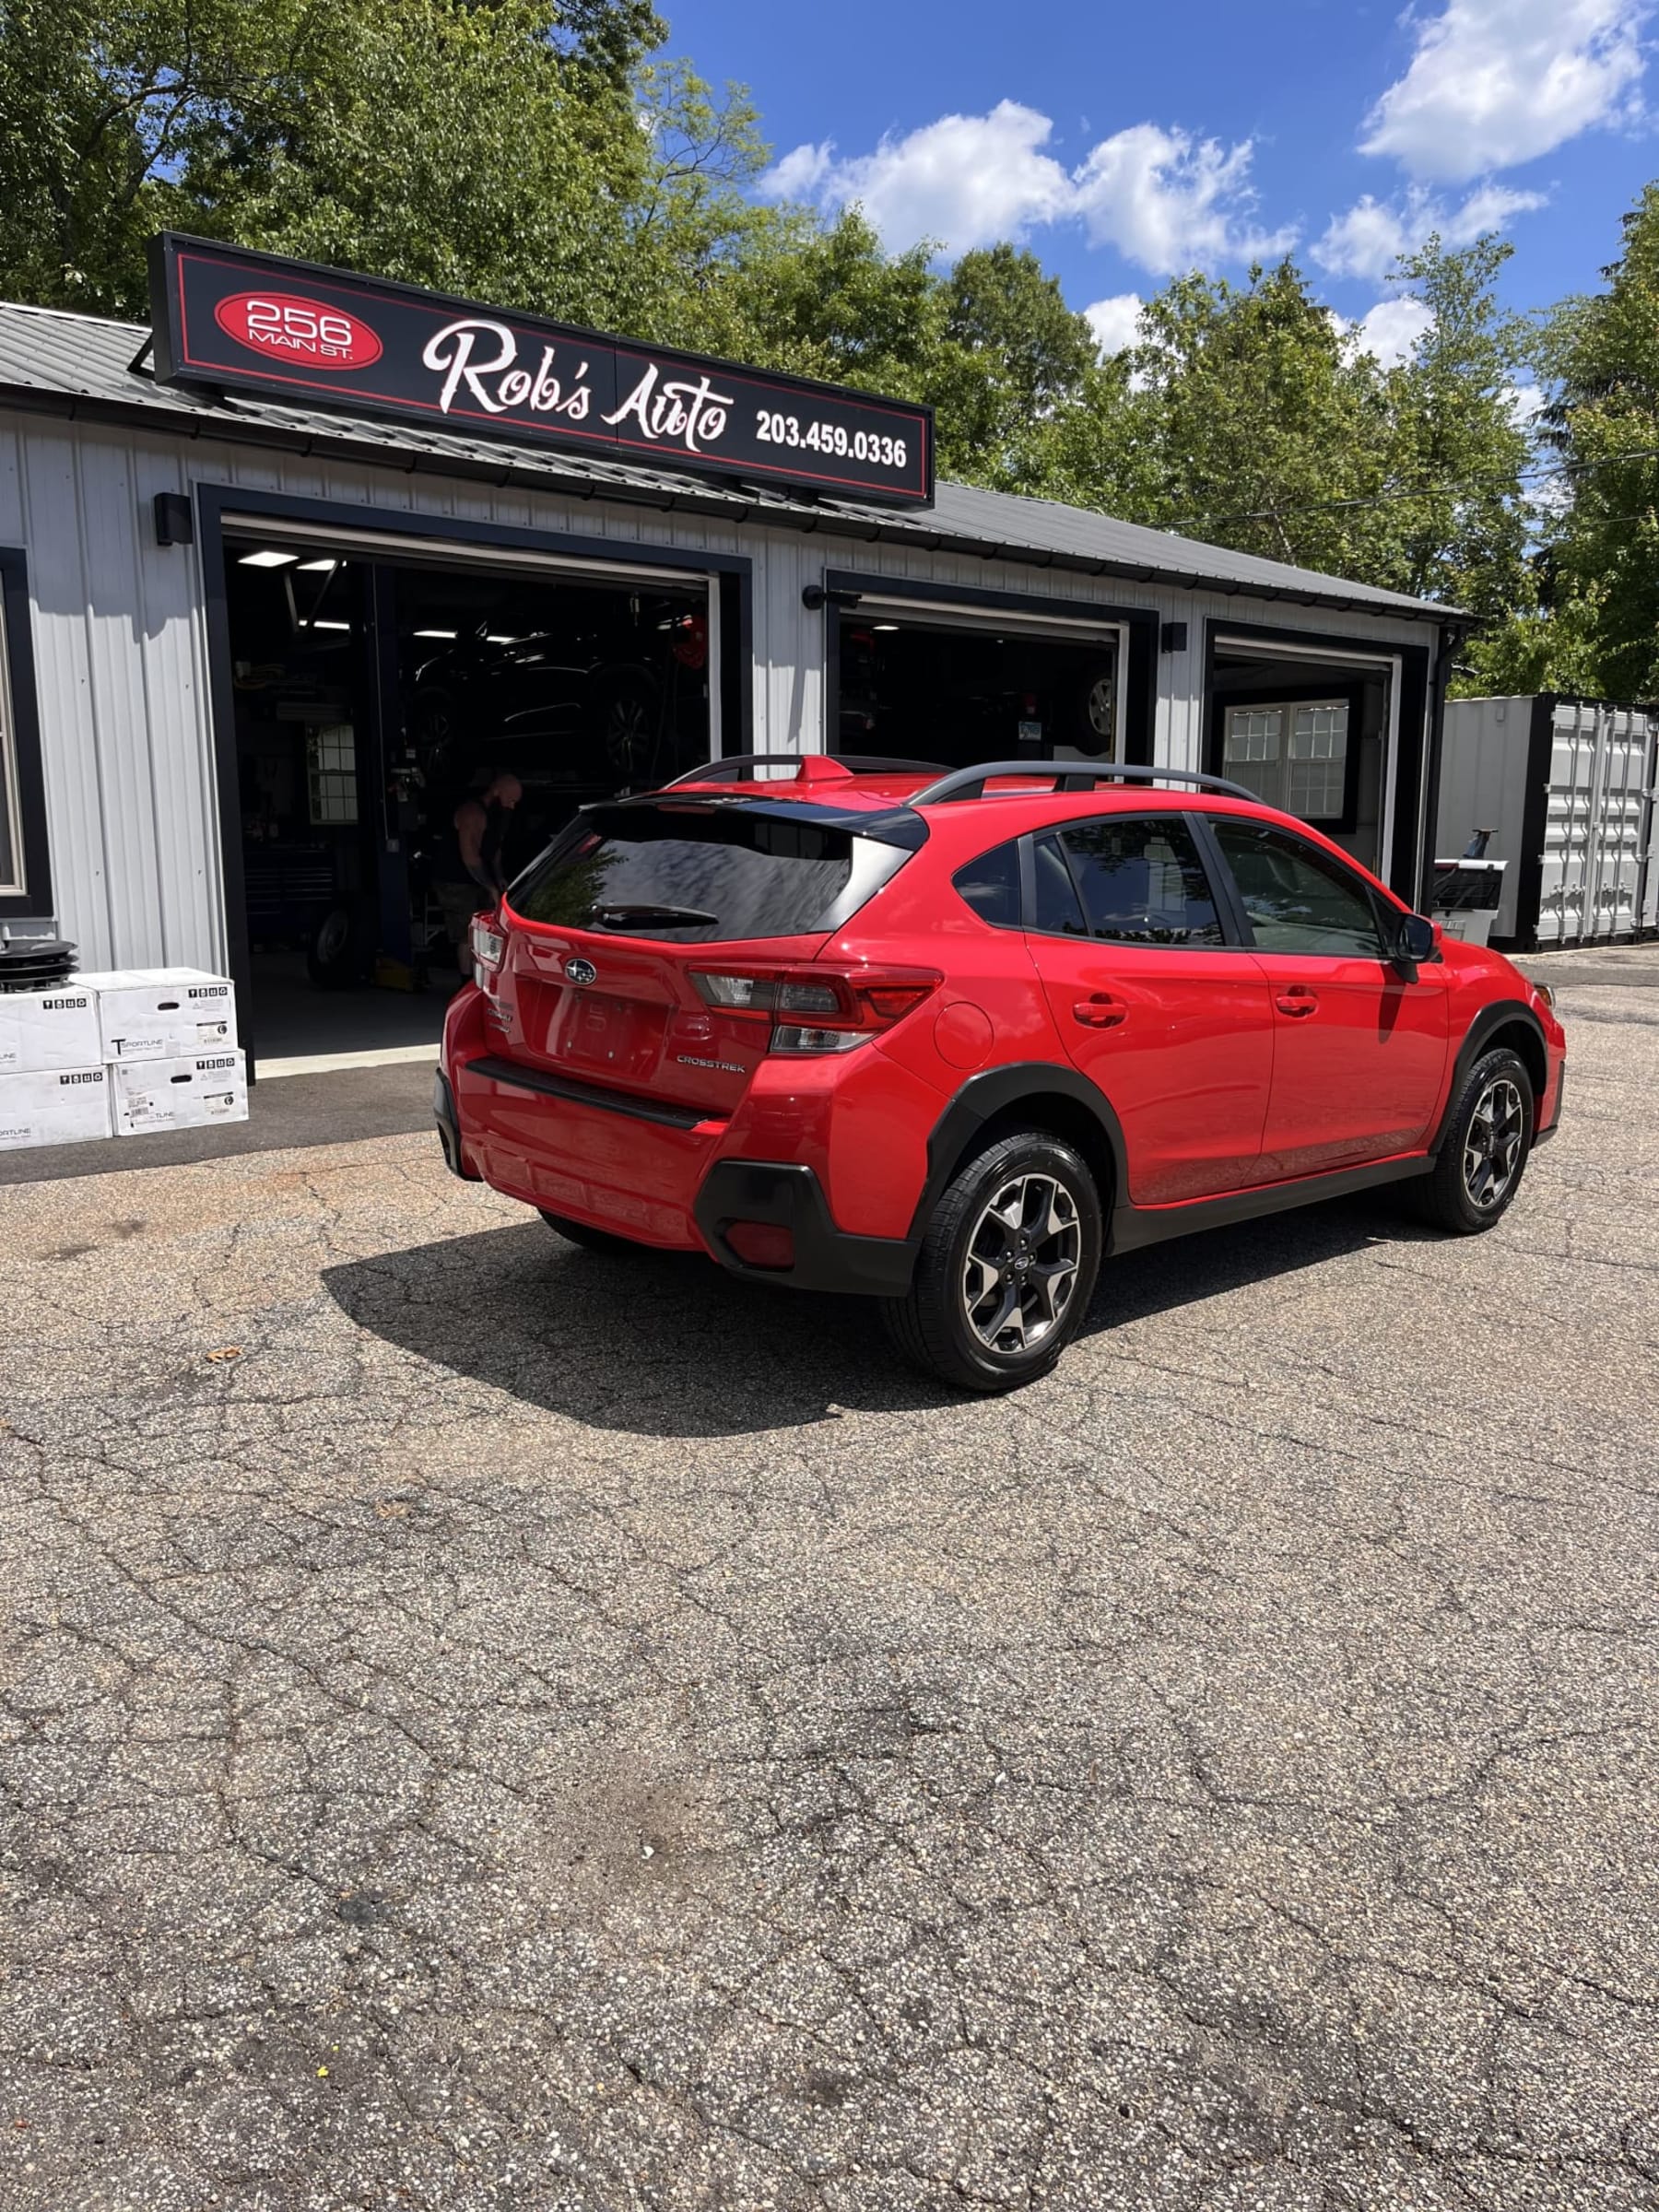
[0,410,1440,973]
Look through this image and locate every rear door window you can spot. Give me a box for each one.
[1052,816,1224,946]
[508,804,914,942]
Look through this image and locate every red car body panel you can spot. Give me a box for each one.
[437,767,1568,1282]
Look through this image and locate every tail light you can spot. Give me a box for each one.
[690,965,940,1055]
[470,911,506,979]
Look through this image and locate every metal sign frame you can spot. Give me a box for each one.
[147,234,935,511]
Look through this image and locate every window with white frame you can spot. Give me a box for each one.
[1223,700,1348,821]
[0,588,26,894]
[306,723,359,825]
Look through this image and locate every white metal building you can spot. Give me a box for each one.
[0,261,1465,1072]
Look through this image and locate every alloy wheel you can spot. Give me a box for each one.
[1085,676,1115,743]
[960,1171,1082,1354]
[1462,1077,1524,1210]
[606,692,653,774]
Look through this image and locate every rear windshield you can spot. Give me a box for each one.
[508,803,916,943]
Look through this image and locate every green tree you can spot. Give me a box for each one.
[1526,183,1659,699]
[1117,260,1397,577]
[0,0,682,322]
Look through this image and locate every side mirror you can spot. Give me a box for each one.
[1395,912,1437,966]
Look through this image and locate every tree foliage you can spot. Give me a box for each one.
[1514,185,1659,700]
[0,0,1546,650]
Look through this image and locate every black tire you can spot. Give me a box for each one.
[537,1208,647,1255]
[1409,1046,1534,1234]
[880,1129,1104,1393]
[1068,663,1119,756]
[306,905,361,989]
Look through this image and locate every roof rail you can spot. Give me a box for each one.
[665,752,948,788]
[909,760,1260,806]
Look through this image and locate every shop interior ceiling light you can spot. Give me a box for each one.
[238,548,297,568]
[296,558,341,571]
[414,628,457,640]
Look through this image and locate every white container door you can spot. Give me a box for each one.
[1537,701,1598,946]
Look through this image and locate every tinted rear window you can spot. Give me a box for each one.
[508,804,914,943]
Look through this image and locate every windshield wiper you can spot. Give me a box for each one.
[590,903,718,929]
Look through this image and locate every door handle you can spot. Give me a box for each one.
[1275,986,1318,1018]
[1073,993,1126,1030]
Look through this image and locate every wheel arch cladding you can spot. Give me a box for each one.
[1484,1018,1547,1105]
[912,1065,1123,1239]
[1433,1000,1548,1153]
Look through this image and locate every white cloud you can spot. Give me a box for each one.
[760,100,1071,259]
[1360,0,1647,182]
[1314,182,1547,279]
[763,141,836,201]
[1071,124,1296,273]
[762,106,1294,275]
[1084,293,1145,355]
[1355,297,1436,367]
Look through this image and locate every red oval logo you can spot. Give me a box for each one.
[212,290,382,371]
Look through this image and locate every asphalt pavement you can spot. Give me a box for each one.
[0,944,1655,2210]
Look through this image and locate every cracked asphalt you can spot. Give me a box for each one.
[1,945,1656,2212]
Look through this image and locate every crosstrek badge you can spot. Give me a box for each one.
[213,290,383,371]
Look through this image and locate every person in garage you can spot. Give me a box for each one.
[432,768,523,972]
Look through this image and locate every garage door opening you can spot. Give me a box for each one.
[831,600,1124,771]
[1206,636,1398,878]
[220,529,721,1073]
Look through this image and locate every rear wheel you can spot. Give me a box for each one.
[881,1130,1103,1392]
[1410,1046,1533,1233]
[538,1209,646,1255]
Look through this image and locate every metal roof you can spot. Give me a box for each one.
[0,297,1457,624]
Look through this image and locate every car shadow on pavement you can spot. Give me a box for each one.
[324,1194,1423,1437]
[322,1222,961,1436]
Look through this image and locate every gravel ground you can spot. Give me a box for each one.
[0,946,1655,2212]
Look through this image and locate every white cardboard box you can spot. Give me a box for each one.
[78,969,238,1062]
[0,1065,114,1150]
[112,1049,249,1135]
[0,986,103,1075]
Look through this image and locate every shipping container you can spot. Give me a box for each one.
[1436,696,1659,949]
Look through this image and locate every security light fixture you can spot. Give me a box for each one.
[239,548,297,569]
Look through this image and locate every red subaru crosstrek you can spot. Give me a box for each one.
[435,755,1566,1392]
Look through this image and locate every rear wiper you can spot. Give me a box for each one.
[590,903,718,929]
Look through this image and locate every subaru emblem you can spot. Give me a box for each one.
[564,956,597,986]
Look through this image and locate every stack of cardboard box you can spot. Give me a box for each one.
[0,970,246,1150]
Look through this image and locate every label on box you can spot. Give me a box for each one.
[112,1050,248,1135]
[0,1065,113,1150]
[79,969,238,1062]
[0,988,102,1075]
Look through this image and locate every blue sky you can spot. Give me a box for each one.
[664,0,1655,364]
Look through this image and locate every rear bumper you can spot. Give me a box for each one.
[694,1160,917,1296]
[440,1036,920,1295]
[433,1069,477,1179]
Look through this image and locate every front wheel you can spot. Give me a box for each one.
[1410,1047,1534,1233]
[881,1130,1104,1392]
